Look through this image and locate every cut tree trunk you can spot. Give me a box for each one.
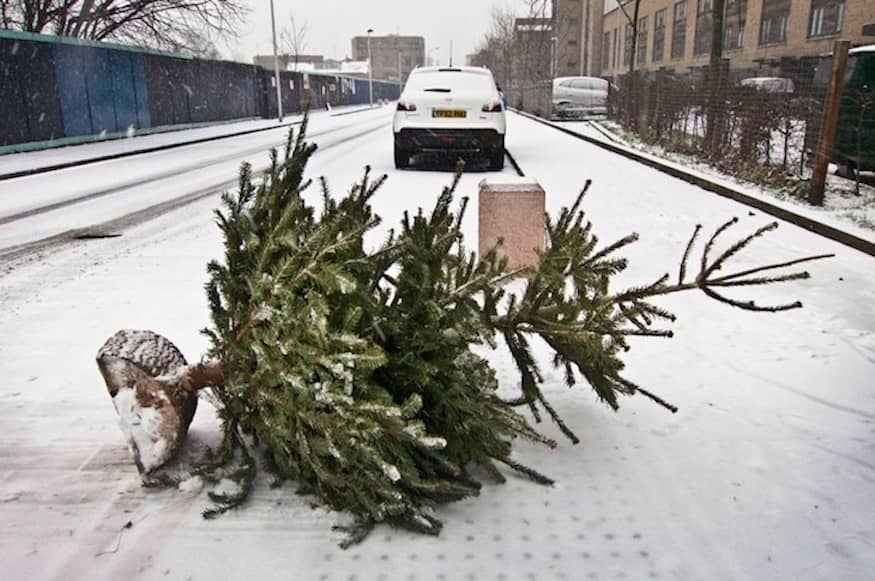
[96,329,223,474]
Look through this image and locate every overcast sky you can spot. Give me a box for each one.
[226,0,514,64]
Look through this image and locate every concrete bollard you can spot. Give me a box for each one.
[478,178,545,270]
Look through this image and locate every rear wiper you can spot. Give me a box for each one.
[424,88,451,93]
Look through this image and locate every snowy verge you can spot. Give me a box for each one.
[551,118,875,244]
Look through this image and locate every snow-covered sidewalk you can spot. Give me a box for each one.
[0,111,873,580]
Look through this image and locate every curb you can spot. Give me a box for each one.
[0,120,302,182]
[504,149,526,177]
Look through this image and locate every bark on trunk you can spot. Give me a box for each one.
[96,330,223,474]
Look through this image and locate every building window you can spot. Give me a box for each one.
[637,16,648,66]
[672,1,688,60]
[653,9,666,62]
[759,0,790,45]
[809,0,845,37]
[568,39,578,46]
[723,0,746,50]
[624,24,633,67]
[723,23,746,50]
[603,31,612,69]
[694,0,713,56]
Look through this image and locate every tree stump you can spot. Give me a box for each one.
[96,330,203,474]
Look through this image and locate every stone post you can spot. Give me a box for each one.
[478,178,546,270]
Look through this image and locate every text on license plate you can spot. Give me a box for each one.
[432,109,466,118]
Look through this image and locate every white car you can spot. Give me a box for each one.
[739,77,795,94]
[393,66,506,170]
[552,76,609,119]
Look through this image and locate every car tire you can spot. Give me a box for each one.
[835,162,857,180]
[488,148,505,171]
[394,145,410,169]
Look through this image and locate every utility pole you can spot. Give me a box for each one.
[270,0,283,121]
[582,0,590,75]
[367,28,374,107]
[810,41,851,205]
[396,36,403,85]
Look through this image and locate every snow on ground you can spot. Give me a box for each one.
[0,104,375,176]
[555,118,875,241]
[0,111,873,581]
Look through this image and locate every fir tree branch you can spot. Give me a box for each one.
[708,271,810,287]
[585,233,640,266]
[495,457,554,486]
[700,286,802,312]
[707,254,834,284]
[536,392,580,444]
[699,217,739,277]
[334,518,376,550]
[678,224,702,284]
[702,222,778,280]
[615,377,678,413]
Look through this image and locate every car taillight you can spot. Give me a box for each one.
[397,101,417,112]
[482,102,502,112]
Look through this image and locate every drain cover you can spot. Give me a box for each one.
[72,230,122,240]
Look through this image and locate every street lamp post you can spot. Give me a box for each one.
[269,0,283,122]
[367,28,374,107]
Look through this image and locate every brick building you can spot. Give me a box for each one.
[554,0,607,77]
[596,0,875,78]
[350,35,425,83]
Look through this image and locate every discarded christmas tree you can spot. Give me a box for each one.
[99,117,831,547]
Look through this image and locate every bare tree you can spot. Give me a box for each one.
[472,0,553,89]
[516,0,552,84]
[0,0,247,54]
[471,3,517,89]
[280,14,309,72]
[490,3,517,88]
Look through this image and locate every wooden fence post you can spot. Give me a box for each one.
[809,40,850,206]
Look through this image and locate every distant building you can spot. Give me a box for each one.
[515,17,555,80]
[253,53,325,71]
[253,54,369,77]
[350,35,425,83]
[554,0,606,78]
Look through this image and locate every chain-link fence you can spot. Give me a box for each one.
[607,57,838,190]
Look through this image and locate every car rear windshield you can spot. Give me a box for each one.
[405,71,495,93]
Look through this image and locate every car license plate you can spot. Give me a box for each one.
[432,109,466,119]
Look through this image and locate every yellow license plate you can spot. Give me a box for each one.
[432,109,466,118]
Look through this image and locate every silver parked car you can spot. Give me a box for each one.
[552,76,609,119]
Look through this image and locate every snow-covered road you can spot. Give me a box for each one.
[1,110,873,581]
[0,107,398,257]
